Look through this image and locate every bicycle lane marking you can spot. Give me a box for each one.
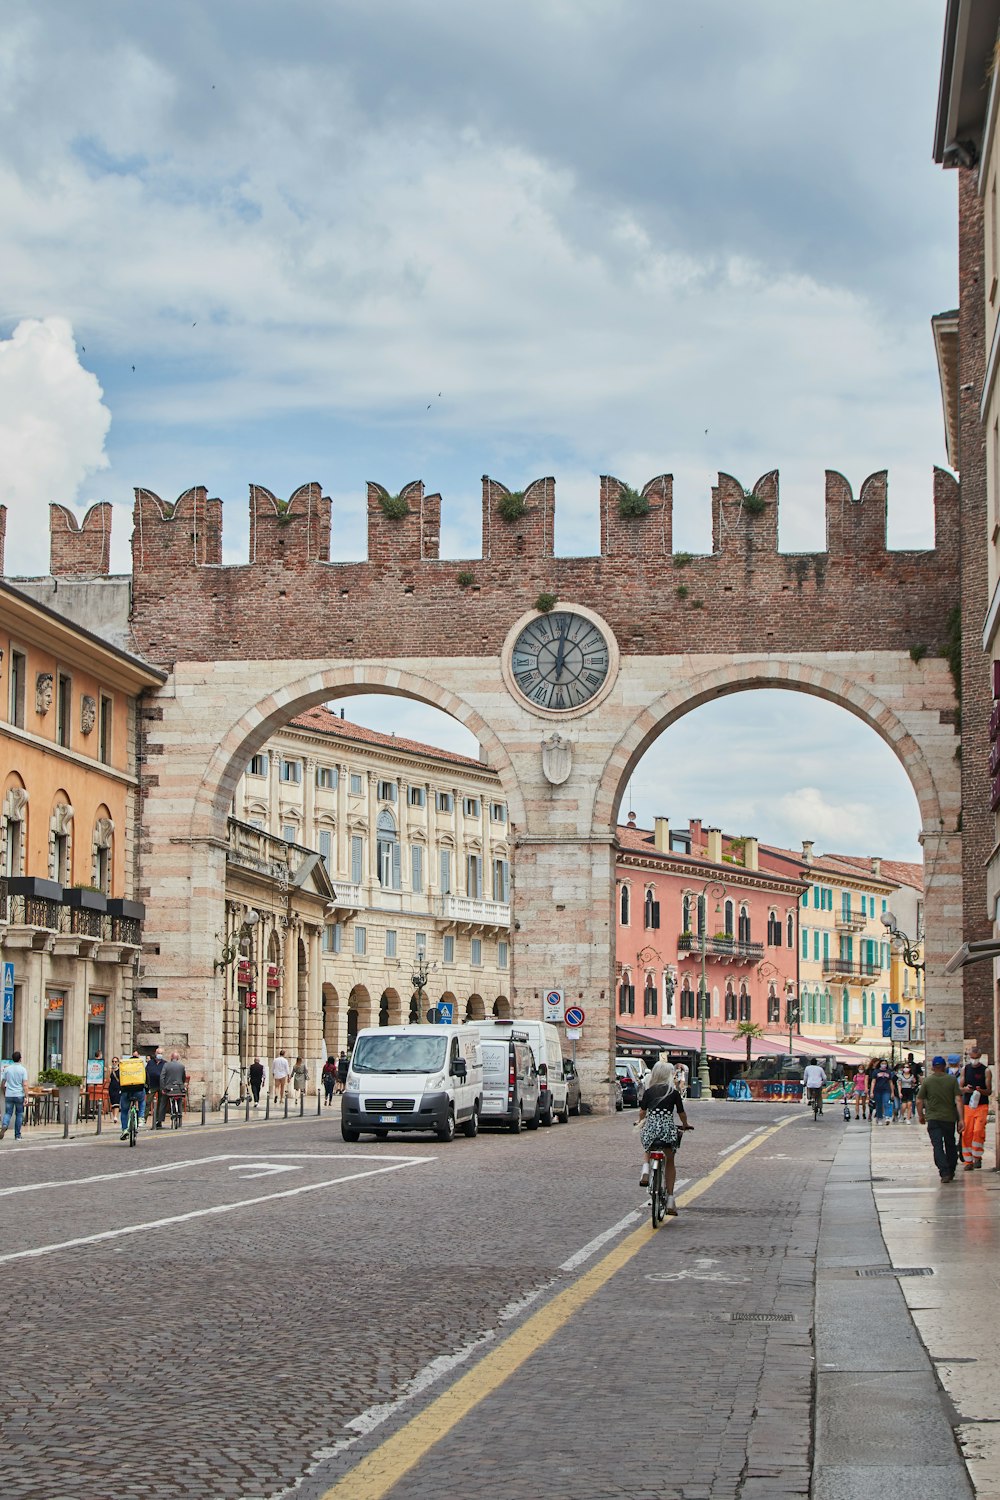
[0,1158,434,1264]
[314,1114,799,1500]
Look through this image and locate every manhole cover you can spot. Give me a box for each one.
[856,1266,934,1278]
[727,1311,796,1323]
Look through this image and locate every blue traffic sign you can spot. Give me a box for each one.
[565,1005,585,1028]
[881,1002,899,1039]
[438,1001,454,1023]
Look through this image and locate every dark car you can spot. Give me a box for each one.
[615,1059,644,1108]
[563,1058,583,1115]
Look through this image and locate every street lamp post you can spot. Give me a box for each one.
[697,880,726,1100]
[786,992,800,1056]
[412,956,436,1021]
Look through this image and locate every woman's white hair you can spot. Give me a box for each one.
[647,1059,676,1090]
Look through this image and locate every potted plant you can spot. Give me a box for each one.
[38,1067,84,1127]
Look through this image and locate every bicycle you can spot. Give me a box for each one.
[165,1091,184,1129]
[649,1147,668,1227]
[808,1086,823,1121]
[124,1096,140,1147]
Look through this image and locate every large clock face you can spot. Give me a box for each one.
[511,611,611,711]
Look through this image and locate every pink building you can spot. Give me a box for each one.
[615,816,804,1054]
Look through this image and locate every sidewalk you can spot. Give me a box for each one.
[3,1094,334,1144]
[868,1116,1000,1499]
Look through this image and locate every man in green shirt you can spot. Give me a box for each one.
[916,1055,965,1183]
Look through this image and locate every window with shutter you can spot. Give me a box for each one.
[351,835,363,885]
[318,829,332,871]
[439,849,452,894]
[411,844,424,893]
[467,854,482,899]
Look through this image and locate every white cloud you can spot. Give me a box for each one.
[774,786,882,852]
[0,317,111,573]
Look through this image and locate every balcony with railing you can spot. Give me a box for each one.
[677,931,765,964]
[326,881,364,917]
[435,894,511,931]
[834,912,868,933]
[822,959,882,983]
[1,878,145,962]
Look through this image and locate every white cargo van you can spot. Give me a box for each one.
[341,1024,483,1143]
[478,1032,540,1133]
[472,1019,569,1125]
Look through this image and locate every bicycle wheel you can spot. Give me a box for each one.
[650,1159,665,1228]
[812,1094,821,1121]
[128,1106,138,1147]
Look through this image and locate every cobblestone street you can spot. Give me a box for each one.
[0,1102,970,1499]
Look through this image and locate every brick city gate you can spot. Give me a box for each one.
[36,466,965,1101]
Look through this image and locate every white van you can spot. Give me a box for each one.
[472,1019,569,1125]
[479,1032,540,1132]
[341,1024,483,1143]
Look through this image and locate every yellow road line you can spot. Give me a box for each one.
[318,1115,796,1500]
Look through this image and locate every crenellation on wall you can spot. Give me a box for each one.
[482,475,554,562]
[49,501,112,576]
[250,482,330,564]
[133,487,223,571]
[824,469,891,556]
[600,473,672,557]
[366,480,440,563]
[712,470,779,556]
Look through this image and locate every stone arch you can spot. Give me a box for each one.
[493,995,511,1018]
[465,993,485,1020]
[379,988,401,1027]
[188,664,527,842]
[347,984,371,1045]
[321,982,339,1054]
[592,658,953,837]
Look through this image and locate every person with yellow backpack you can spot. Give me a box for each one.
[118,1051,147,1140]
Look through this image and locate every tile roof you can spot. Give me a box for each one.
[819,852,924,893]
[615,824,804,886]
[287,705,491,773]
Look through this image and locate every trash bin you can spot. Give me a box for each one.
[688,1078,702,1099]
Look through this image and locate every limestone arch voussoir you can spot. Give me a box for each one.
[186,662,526,842]
[590,656,953,836]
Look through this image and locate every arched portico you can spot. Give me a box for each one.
[138,644,960,1105]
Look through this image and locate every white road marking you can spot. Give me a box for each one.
[558,1212,640,1271]
[0,1159,430,1264]
[0,1150,419,1199]
[228,1162,301,1179]
[719,1127,767,1157]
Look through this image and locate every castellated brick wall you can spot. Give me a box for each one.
[49,502,112,576]
[32,466,960,668]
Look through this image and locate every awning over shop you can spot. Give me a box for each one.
[616,1024,788,1061]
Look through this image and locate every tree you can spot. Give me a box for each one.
[733,1021,766,1073]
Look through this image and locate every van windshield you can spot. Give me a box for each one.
[351,1034,448,1075]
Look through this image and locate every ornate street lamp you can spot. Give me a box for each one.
[881,911,925,972]
[412,955,437,1021]
[697,880,726,1100]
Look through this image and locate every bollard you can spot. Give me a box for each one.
[317,1091,321,1117]
[265,1096,270,1120]
[201,1097,207,1127]
[64,1111,70,1140]
[224,1100,229,1124]
[284,1096,289,1119]
[246,1098,251,1122]
[300,1093,304,1118]
[96,1101,102,1136]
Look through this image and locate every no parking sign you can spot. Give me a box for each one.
[544,989,565,1022]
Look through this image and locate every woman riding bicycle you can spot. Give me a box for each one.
[637,1060,692,1217]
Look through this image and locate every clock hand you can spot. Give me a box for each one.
[553,624,568,680]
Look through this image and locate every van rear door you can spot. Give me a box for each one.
[480,1040,510,1119]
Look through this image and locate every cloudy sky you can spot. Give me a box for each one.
[0,1,953,860]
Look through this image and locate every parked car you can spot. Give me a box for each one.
[615,1058,645,1108]
[472,1019,568,1124]
[341,1023,483,1142]
[562,1057,583,1115]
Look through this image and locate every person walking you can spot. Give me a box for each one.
[321,1056,337,1106]
[272,1050,290,1104]
[869,1059,896,1125]
[145,1048,165,1128]
[107,1056,122,1126]
[336,1050,349,1095]
[960,1043,992,1170]
[0,1050,29,1141]
[248,1057,265,1107]
[291,1056,308,1104]
[916,1055,965,1183]
[157,1051,187,1126]
[898,1060,918,1122]
[852,1067,869,1120]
